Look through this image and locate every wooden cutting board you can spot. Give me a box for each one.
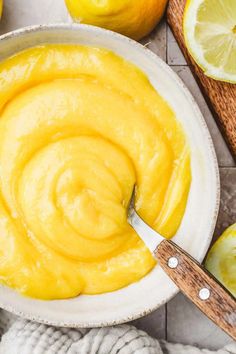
[167,0,236,158]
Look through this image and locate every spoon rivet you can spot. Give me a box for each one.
[168,257,179,269]
[199,288,211,300]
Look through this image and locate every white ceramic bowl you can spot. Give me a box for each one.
[0,24,220,327]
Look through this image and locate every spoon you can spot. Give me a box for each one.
[128,189,236,340]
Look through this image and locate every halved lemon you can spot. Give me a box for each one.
[183,0,236,83]
[205,223,236,297]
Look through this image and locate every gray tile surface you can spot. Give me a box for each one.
[0,2,235,348]
[214,169,236,239]
[132,305,166,340]
[167,26,187,65]
[167,293,232,350]
[0,0,71,34]
[141,20,167,62]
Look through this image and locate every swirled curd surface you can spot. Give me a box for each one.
[0,45,191,299]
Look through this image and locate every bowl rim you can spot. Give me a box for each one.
[0,23,220,327]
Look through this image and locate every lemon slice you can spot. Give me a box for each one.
[205,223,236,297]
[183,0,236,83]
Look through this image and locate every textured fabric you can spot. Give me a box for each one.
[161,342,236,354]
[0,311,235,354]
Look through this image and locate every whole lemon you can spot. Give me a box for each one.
[65,0,168,40]
[0,0,2,19]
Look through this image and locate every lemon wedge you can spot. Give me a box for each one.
[183,0,236,83]
[205,223,236,297]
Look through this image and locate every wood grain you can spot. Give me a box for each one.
[167,0,236,158]
[155,239,236,341]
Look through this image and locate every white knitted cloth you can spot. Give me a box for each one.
[0,311,235,354]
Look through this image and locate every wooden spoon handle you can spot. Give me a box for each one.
[155,239,236,340]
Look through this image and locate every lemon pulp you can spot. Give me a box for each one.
[184,0,236,83]
[0,45,191,299]
[206,223,236,296]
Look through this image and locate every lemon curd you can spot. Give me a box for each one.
[0,45,191,299]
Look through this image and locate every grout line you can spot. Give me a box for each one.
[219,166,236,169]
[169,64,189,67]
[165,303,168,341]
[165,21,168,64]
